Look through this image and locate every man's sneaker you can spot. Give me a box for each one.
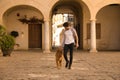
[68,66,71,69]
[65,61,69,68]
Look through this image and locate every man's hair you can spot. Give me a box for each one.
[63,22,71,27]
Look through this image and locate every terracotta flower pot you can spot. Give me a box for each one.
[1,48,13,56]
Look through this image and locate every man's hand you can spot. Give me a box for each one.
[75,43,79,48]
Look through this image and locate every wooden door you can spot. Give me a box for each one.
[29,24,42,48]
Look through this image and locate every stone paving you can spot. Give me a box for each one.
[0,50,120,80]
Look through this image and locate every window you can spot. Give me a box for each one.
[87,23,101,39]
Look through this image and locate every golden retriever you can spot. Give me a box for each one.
[55,48,63,69]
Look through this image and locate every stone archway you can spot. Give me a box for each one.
[50,0,90,50]
[3,5,44,50]
[96,4,120,50]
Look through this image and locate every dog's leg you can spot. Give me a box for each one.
[56,59,59,68]
[59,60,62,67]
[57,59,61,69]
[58,60,61,69]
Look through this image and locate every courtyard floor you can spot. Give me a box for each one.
[0,50,120,80]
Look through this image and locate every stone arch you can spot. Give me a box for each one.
[0,0,46,24]
[49,0,91,20]
[95,0,120,19]
[2,5,44,25]
[96,3,120,50]
[2,5,44,50]
[2,5,44,22]
[49,0,91,50]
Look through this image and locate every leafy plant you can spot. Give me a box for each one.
[0,34,15,50]
[18,16,44,24]
[0,25,15,56]
[0,25,6,36]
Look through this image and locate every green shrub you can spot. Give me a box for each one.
[0,25,6,36]
[0,34,15,50]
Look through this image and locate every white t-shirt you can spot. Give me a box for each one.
[64,29,75,44]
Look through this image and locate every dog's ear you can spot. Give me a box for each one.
[57,49,60,53]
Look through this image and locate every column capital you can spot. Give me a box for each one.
[44,18,50,22]
[90,19,97,21]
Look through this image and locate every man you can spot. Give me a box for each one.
[60,22,79,69]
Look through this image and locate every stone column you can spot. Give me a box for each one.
[90,19,97,52]
[43,20,50,53]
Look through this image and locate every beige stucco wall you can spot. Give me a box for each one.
[81,0,120,50]
[3,8,43,50]
[0,0,120,51]
[96,5,120,50]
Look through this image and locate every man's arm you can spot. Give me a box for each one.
[72,28,79,48]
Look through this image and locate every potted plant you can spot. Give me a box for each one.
[10,31,19,38]
[0,25,15,56]
[0,34,15,56]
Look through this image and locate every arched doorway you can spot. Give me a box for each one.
[96,4,120,50]
[51,0,83,50]
[3,5,44,50]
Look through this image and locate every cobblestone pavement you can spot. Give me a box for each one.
[0,50,120,80]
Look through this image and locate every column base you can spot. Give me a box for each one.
[89,49,97,53]
[43,50,51,53]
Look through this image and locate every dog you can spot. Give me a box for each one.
[55,48,63,69]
